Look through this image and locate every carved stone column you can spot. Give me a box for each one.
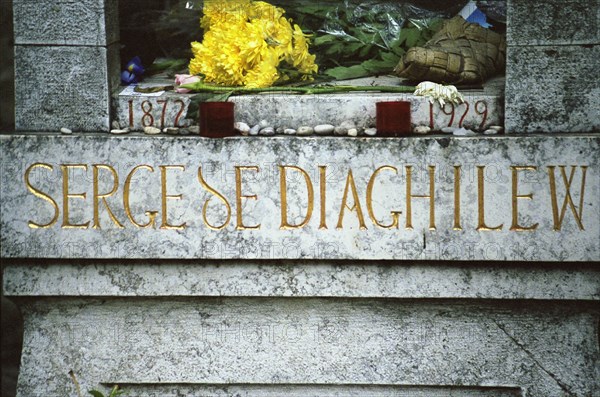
[505,0,600,133]
[13,0,120,132]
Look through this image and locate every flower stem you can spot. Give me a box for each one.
[179,82,416,95]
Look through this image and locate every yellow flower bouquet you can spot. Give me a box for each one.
[189,0,318,88]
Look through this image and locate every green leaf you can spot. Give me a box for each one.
[402,28,423,49]
[380,51,401,64]
[324,65,369,80]
[146,58,188,75]
[358,44,374,58]
[109,387,126,397]
[361,56,398,74]
[88,390,105,397]
[343,42,364,54]
[323,42,345,56]
[314,34,338,46]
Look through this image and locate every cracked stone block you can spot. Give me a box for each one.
[9,296,600,397]
[505,45,600,133]
[507,0,600,45]
[14,44,120,132]
[13,0,119,46]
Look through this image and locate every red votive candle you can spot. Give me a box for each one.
[376,101,411,136]
[199,102,236,138]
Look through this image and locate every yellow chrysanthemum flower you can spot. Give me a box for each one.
[189,0,318,88]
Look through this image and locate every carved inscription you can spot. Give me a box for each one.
[24,163,590,232]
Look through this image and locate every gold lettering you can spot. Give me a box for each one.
[366,166,401,229]
[61,164,90,229]
[123,165,158,229]
[319,166,327,229]
[279,165,314,230]
[510,166,538,231]
[235,166,261,230]
[197,167,231,230]
[548,165,587,231]
[24,163,59,229]
[159,165,186,230]
[92,164,124,229]
[453,165,462,231]
[405,165,436,230]
[336,169,367,230]
[477,166,503,231]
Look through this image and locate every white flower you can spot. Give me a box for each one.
[413,81,465,107]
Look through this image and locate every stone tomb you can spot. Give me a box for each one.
[116,75,505,132]
[3,0,600,397]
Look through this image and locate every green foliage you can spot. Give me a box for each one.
[88,385,126,397]
[281,2,444,80]
[146,58,189,77]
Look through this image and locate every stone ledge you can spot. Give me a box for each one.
[116,75,504,132]
[111,383,523,397]
[1,134,598,261]
[3,261,600,300]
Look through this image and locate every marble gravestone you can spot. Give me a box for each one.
[3,1,600,397]
[1,134,599,262]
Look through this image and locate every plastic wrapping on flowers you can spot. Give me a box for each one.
[185,0,464,88]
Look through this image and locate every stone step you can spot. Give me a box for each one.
[115,76,504,133]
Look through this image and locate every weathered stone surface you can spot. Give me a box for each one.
[110,384,522,397]
[1,134,598,261]
[14,45,119,131]
[507,0,599,45]
[13,0,119,46]
[505,45,600,133]
[4,262,599,300]
[116,78,503,132]
[9,297,600,396]
[229,92,502,132]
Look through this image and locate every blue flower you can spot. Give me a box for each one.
[121,56,145,85]
[121,70,139,84]
[126,56,145,75]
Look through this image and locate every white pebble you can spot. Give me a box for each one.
[60,127,72,135]
[441,127,455,134]
[110,128,129,135]
[297,126,314,136]
[413,126,431,134]
[234,122,250,135]
[258,120,269,128]
[334,126,348,136]
[283,128,297,135]
[347,128,358,137]
[188,126,200,134]
[259,127,275,136]
[163,127,179,135]
[453,127,476,136]
[314,124,335,135]
[364,128,377,136]
[249,124,261,136]
[143,126,161,135]
[340,120,356,130]
[483,129,498,135]
[489,125,504,132]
